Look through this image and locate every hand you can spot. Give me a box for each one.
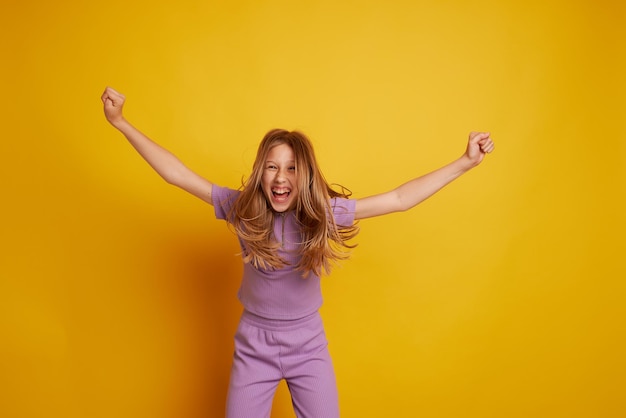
[464,131,495,167]
[101,87,126,126]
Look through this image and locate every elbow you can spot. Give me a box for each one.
[397,204,412,213]
[161,167,184,187]
[396,193,426,213]
[395,192,413,213]
[163,176,177,186]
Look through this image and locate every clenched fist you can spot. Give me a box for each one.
[101,87,126,126]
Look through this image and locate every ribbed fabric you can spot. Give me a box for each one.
[226,310,339,418]
[213,185,353,416]
[212,184,356,320]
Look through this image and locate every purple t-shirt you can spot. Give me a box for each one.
[212,184,356,320]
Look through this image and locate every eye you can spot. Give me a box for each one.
[288,166,296,171]
[265,164,277,170]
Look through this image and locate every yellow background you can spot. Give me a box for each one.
[1,1,625,417]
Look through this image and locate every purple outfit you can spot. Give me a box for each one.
[212,185,356,417]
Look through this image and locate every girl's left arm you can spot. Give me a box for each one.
[354,132,494,220]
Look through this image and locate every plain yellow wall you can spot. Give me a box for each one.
[1,1,624,417]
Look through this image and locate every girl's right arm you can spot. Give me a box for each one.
[101,87,214,205]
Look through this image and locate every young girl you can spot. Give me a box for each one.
[101,86,494,417]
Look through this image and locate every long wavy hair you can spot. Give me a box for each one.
[229,129,359,276]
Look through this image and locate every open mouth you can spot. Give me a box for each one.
[271,188,291,202]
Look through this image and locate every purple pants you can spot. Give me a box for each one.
[226,310,339,418]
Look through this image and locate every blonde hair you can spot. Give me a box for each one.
[229,129,359,276]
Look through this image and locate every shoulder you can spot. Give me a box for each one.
[212,184,239,200]
[212,185,240,220]
[330,197,356,226]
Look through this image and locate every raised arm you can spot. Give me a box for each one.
[354,132,494,219]
[101,87,214,205]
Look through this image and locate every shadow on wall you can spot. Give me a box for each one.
[68,210,244,417]
[154,223,301,417]
[158,224,243,414]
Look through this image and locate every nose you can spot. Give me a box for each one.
[274,168,287,182]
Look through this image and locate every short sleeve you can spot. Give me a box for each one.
[331,197,356,227]
[212,184,240,221]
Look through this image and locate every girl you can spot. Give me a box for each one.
[101,86,494,417]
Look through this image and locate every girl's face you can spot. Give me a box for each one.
[261,143,299,212]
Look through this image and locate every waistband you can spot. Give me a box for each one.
[240,309,322,332]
